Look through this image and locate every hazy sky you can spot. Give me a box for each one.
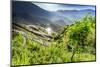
[33,2,95,11]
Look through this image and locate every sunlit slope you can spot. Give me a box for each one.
[12,15,96,66]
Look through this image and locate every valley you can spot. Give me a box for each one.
[12,1,96,66]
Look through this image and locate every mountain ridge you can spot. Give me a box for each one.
[12,1,95,32]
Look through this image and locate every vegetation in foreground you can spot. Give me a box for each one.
[12,15,96,66]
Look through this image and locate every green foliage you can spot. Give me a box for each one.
[12,15,96,66]
[60,15,96,54]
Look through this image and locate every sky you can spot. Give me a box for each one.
[33,2,95,11]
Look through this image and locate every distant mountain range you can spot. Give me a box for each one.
[57,9,95,20]
[57,9,95,13]
[12,1,95,32]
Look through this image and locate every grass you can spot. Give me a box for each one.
[12,33,95,66]
[12,15,96,66]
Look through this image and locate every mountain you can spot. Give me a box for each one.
[12,1,95,32]
[12,1,68,32]
[57,9,95,20]
[12,1,51,24]
[57,9,95,13]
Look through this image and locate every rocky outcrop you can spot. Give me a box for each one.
[12,23,53,46]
